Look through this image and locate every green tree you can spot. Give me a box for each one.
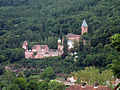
[110,34,120,51]
[109,60,120,78]
[9,48,24,62]
[62,37,68,58]
[2,87,7,90]
[2,71,16,84]
[24,70,32,77]
[39,81,48,90]
[72,67,113,85]
[40,67,55,80]
[0,65,5,75]
[0,55,6,62]
[79,39,84,52]
[0,81,8,90]
[8,84,20,90]
[17,72,25,78]
[14,78,28,90]
[27,80,39,90]
[109,34,120,78]
[101,70,113,85]
[48,80,66,90]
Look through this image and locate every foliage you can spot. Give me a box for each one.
[39,81,49,90]
[0,82,8,90]
[109,34,120,78]
[7,84,20,90]
[110,34,120,52]
[13,78,28,90]
[62,37,68,58]
[109,59,120,78]
[27,80,39,90]
[40,67,56,80]
[2,71,16,84]
[72,66,113,85]
[0,0,119,65]
[0,1,120,89]
[24,70,32,77]
[17,72,25,78]
[0,65,5,75]
[9,48,24,62]
[48,80,66,90]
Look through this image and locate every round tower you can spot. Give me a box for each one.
[58,38,61,45]
[57,38,63,51]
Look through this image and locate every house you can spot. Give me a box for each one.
[67,76,77,83]
[66,85,112,90]
[22,19,88,59]
[66,82,112,90]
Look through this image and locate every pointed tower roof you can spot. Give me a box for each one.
[81,19,88,27]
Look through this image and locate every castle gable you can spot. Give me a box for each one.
[22,40,28,50]
[22,41,28,46]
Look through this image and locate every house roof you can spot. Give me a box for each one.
[81,19,88,27]
[67,76,77,80]
[40,45,49,49]
[66,34,81,39]
[32,45,40,49]
[66,85,112,90]
[32,45,49,49]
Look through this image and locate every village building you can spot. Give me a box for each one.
[66,82,112,90]
[58,19,88,50]
[22,19,88,59]
[22,42,63,59]
[66,84,112,90]
[67,76,77,83]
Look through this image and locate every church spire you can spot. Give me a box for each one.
[81,19,88,27]
[81,19,88,35]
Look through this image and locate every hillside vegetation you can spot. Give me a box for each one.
[0,0,120,73]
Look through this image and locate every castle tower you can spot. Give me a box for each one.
[22,41,28,51]
[58,38,61,45]
[81,19,88,35]
[58,38,63,51]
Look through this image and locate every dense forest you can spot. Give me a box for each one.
[0,0,120,76]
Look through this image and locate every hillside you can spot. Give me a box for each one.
[0,0,120,73]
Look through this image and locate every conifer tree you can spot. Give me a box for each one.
[62,37,68,58]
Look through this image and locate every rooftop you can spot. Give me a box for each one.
[66,85,112,90]
[81,19,88,27]
[66,34,81,39]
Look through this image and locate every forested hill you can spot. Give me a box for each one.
[0,0,120,66]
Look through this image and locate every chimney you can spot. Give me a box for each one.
[94,82,99,88]
[82,81,87,88]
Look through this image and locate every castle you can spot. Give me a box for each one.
[22,19,88,59]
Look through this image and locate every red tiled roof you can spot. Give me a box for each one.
[66,85,112,90]
[32,45,40,49]
[32,45,49,50]
[40,45,49,49]
[66,34,81,39]
[49,49,57,52]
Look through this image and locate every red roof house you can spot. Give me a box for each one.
[66,85,112,90]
